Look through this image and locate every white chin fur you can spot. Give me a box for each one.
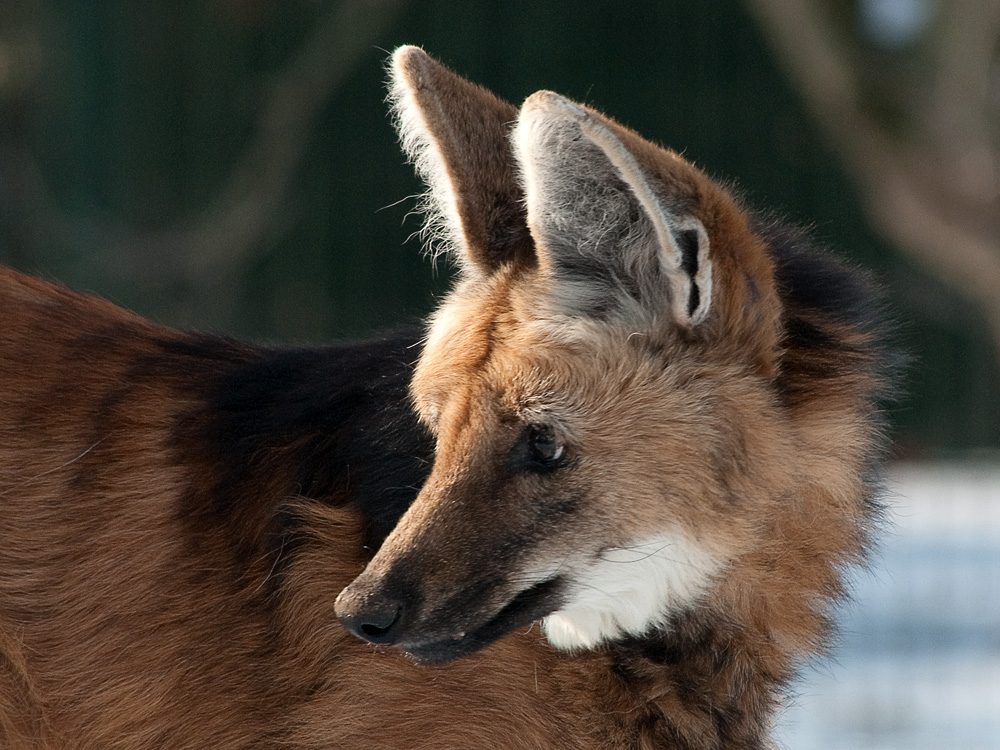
[541,534,721,650]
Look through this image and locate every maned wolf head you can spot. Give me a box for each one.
[336,47,891,664]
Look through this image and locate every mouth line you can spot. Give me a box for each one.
[400,576,565,664]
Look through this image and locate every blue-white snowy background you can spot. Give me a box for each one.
[776,464,1000,749]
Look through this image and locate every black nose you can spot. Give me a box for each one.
[334,589,405,645]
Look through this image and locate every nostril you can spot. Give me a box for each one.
[335,591,406,645]
[359,606,401,639]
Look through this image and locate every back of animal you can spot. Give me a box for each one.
[0,269,437,748]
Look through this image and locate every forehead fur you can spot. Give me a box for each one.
[412,265,787,488]
[413,298,794,571]
[419,264,704,401]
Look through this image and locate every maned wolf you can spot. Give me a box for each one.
[334,47,895,746]
[0,46,893,749]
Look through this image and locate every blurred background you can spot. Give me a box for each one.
[0,0,996,746]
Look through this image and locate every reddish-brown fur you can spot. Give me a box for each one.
[0,47,893,749]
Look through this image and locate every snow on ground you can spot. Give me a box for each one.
[775,462,1000,749]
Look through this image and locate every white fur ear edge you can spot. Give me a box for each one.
[576,115,713,326]
[387,47,465,265]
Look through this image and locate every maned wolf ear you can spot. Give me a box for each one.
[514,92,712,327]
[390,46,533,273]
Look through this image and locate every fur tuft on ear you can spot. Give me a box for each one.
[514,91,712,328]
[388,47,532,274]
[389,47,463,265]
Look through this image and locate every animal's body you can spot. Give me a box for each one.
[0,47,894,750]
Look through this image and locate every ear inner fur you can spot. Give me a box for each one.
[390,46,533,273]
[576,110,712,326]
[512,91,713,328]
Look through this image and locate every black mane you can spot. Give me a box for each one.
[161,327,432,559]
[754,220,901,409]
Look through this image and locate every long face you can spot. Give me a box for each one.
[334,48,788,663]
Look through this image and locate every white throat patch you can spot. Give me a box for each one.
[541,533,722,650]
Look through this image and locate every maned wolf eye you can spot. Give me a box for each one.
[525,425,565,471]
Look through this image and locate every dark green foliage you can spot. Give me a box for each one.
[0,0,996,452]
